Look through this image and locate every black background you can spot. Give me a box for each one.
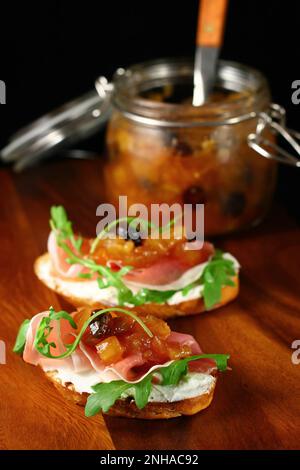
[0,0,299,215]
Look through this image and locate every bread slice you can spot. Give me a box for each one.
[34,253,239,320]
[45,370,216,419]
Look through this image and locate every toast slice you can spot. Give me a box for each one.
[34,253,239,319]
[46,369,216,419]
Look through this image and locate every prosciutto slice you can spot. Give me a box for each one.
[47,231,89,278]
[48,230,214,287]
[79,342,146,382]
[124,242,214,286]
[166,331,202,355]
[124,258,190,286]
[23,311,216,383]
[166,332,217,373]
[23,311,91,373]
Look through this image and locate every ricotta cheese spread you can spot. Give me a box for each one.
[45,365,215,402]
[41,253,239,306]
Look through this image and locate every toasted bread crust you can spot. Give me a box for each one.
[35,253,239,319]
[45,370,216,419]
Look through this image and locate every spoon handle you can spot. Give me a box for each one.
[196,0,228,47]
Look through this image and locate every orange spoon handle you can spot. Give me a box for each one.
[196,0,229,47]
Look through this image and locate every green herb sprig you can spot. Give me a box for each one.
[49,206,237,309]
[85,373,153,416]
[13,319,31,354]
[181,250,236,309]
[14,306,153,360]
[85,353,230,416]
[50,206,82,253]
[90,214,182,254]
[59,241,236,309]
[159,354,229,385]
[57,240,136,305]
[131,288,177,306]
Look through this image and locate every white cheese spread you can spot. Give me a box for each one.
[40,253,239,306]
[45,365,215,402]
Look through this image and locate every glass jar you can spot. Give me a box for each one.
[104,58,277,236]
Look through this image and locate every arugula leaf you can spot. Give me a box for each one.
[181,282,195,297]
[84,353,229,416]
[131,374,153,409]
[201,255,236,309]
[50,206,72,237]
[62,244,177,307]
[90,251,235,309]
[57,239,135,306]
[50,207,236,310]
[33,307,76,357]
[95,266,176,307]
[31,306,152,360]
[159,359,188,385]
[13,319,31,354]
[90,216,151,254]
[77,272,93,279]
[85,373,154,416]
[131,288,176,306]
[90,214,181,254]
[85,381,132,416]
[204,353,230,372]
[181,251,236,310]
[159,354,230,385]
[64,241,236,309]
[130,251,236,308]
[50,205,82,253]
[95,265,135,305]
[50,309,77,329]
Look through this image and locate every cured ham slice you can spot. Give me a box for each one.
[47,231,89,279]
[23,311,91,373]
[188,358,217,374]
[22,310,216,384]
[166,332,217,372]
[48,229,215,287]
[166,331,202,355]
[124,242,214,286]
[124,258,190,286]
[79,342,146,381]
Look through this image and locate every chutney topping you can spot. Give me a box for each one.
[79,308,192,368]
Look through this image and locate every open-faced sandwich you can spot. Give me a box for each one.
[14,305,229,419]
[34,206,240,319]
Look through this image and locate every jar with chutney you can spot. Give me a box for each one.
[3,57,298,235]
[103,58,279,236]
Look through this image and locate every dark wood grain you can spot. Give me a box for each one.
[0,158,299,450]
[0,165,114,450]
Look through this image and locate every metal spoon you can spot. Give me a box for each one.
[193,0,228,106]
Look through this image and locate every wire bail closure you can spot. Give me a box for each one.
[95,76,114,99]
[95,75,300,168]
[248,103,300,167]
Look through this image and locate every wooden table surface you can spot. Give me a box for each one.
[0,158,299,450]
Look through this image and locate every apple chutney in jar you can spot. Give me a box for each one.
[104,59,277,236]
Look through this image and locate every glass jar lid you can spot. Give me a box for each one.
[0,83,112,171]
